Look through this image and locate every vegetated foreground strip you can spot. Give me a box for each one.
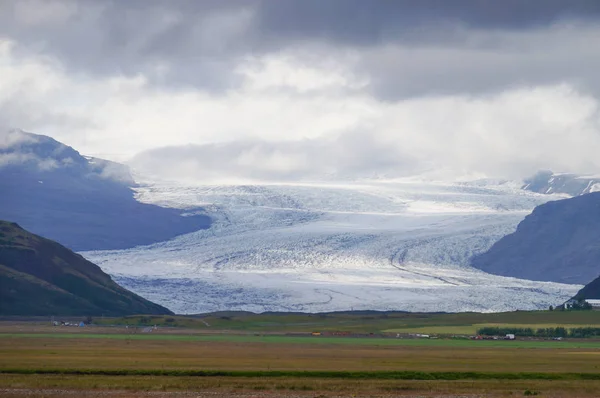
[96,310,600,333]
[2,336,600,374]
[3,338,600,397]
[3,376,600,398]
[3,368,600,380]
[5,310,600,335]
[2,332,600,348]
[383,323,600,335]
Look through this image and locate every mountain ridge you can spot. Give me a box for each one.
[0,130,211,251]
[573,275,600,300]
[0,220,173,316]
[471,192,600,284]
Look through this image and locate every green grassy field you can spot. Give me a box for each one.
[2,332,600,348]
[1,335,600,375]
[93,310,600,334]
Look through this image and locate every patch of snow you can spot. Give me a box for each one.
[576,174,600,179]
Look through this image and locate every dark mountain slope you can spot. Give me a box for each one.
[0,221,172,316]
[573,275,600,300]
[471,192,600,284]
[0,130,210,251]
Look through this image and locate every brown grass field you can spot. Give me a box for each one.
[3,335,600,373]
[3,376,600,398]
[2,326,600,397]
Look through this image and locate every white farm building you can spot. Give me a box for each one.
[585,299,600,309]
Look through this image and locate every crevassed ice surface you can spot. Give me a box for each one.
[82,178,580,314]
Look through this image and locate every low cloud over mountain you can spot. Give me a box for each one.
[0,130,210,251]
[1,2,600,181]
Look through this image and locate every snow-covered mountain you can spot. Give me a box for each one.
[83,177,580,314]
[522,170,600,196]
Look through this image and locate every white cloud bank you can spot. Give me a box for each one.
[1,20,600,182]
[131,82,600,182]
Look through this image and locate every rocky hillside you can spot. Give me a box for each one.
[0,220,172,316]
[0,130,210,251]
[471,192,600,284]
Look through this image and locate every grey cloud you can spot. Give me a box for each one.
[0,152,44,169]
[256,0,600,46]
[88,157,135,184]
[0,130,59,170]
[130,134,421,182]
[128,83,600,182]
[0,0,254,92]
[0,93,97,136]
[0,128,38,149]
[3,0,600,98]
[258,1,600,99]
[357,26,600,100]
[0,129,134,182]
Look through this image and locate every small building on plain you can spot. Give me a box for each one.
[585,299,600,309]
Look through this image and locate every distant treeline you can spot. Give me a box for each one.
[477,327,600,338]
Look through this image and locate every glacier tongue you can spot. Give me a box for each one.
[82,178,580,314]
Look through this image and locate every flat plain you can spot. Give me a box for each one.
[1,311,600,397]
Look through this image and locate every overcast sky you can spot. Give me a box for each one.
[2,0,600,181]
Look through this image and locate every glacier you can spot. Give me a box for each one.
[82,178,580,314]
